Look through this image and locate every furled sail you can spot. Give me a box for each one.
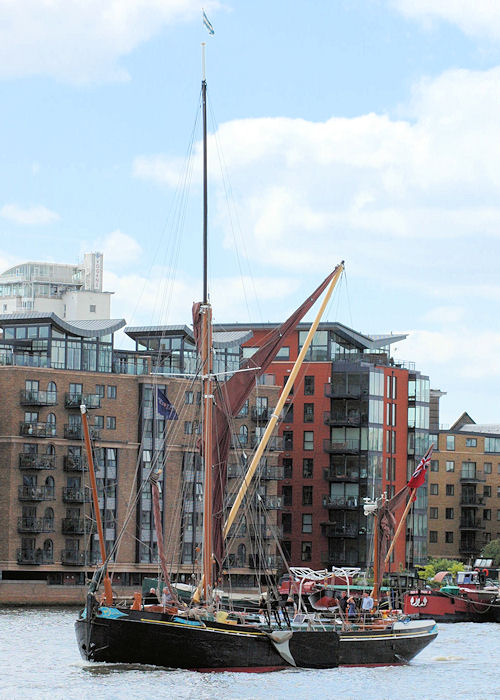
[192,264,342,572]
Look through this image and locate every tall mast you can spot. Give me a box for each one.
[200,43,213,598]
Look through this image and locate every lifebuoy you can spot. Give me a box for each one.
[483,568,489,577]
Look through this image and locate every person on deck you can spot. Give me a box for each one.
[362,591,374,616]
[347,596,357,619]
[339,591,348,615]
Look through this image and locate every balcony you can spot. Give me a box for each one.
[19,454,55,470]
[19,422,56,438]
[63,455,87,472]
[321,523,358,538]
[321,551,359,567]
[459,542,482,557]
[17,517,54,533]
[248,554,280,569]
[459,518,486,530]
[460,474,486,484]
[324,383,367,399]
[259,495,282,509]
[20,390,57,406]
[227,464,284,480]
[251,407,272,422]
[323,467,360,482]
[250,435,283,451]
[64,393,101,409]
[323,439,360,454]
[18,486,55,502]
[61,549,86,566]
[61,517,94,535]
[62,487,91,504]
[323,411,363,427]
[249,526,283,540]
[64,424,101,440]
[322,496,359,509]
[460,494,485,506]
[16,549,53,565]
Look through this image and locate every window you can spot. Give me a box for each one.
[96,384,105,398]
[465,437,477,447]
[185,391,194,404]
[484,462,492,474]
[302,486,313,505]
[303,431,314,451]
[184,421,193,435]
[301,541,312,561]
[237,400,248,417]
[238,425,248,445]
[445,508,454,519]
[282,512,292,533]
[282,485,292,507]
[446,461,455,472]
[461,461,476,479]
[283,430,293,450]
[304,376,315,395]
[446,435,455,450]
[94,415,104,429]
[429,531,438,543]
[106,416,116,430]
[303,458,313,478]
[430,460,439,472]
[282,541,291,561]
[89,304,96,313]
[483,509,491,521]
[430,507,438,519]
[430,484,439,495]
[282,403,293,423]
[107,385,117,399]
[302,514,312,533]
[303,403,314,423]
[484,486,491,497]
[276,346,290,360]
[445,532,454,543]
[446,484,454,496]
[283,458,293,479]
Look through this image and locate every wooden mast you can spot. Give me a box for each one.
[200,44,214,600]
[81,405,113,605]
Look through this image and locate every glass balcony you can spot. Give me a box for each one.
[322,495,359,509]
[323,411,362,427]
[460,494,485,506]
[20,390,57,406]
[459,518,486,530]
[323,439,360,454]
[64,424,100,440]
[323,467,360,482]
[64,393,101,409]
[321,523,358,538]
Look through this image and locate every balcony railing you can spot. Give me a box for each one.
[460,495,485,506]
[259,495,282,509]
[460,474,486,484]
[64,424,101,440]
[459,518,486,530]
[321,551,359,566]
[323,467,361,482]
[61,549,86,566]
[323,411,363,427]
[63,455,87,471]
[19,454,56,470]
[227,464,284,480]
[17,517,54,533]
[20,390,57,406]
[62,487,91,503]
[321,523,358,538]
[16,549,53,565]
[249,526,283,540]
[324,383,367,399]
[250,435,283,451]
[61,517,94,535]
[323,439,360,454]
[19,422,56,438]
[64,393,101,409]
[248,554,281,569]
[322,496,359,509]
[18,486,55,502]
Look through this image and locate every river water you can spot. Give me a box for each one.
[0,608,498,700]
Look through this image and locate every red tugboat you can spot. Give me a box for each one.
[403,570,499,622]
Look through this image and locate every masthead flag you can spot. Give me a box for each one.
[157,388,178,420]
[203,9,215,35]
[407,444,434,493]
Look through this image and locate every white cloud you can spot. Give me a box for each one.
[0,0,219,84]
[96,230,143,270]
[391,0,500,41]
[421,306,465,325]
[0,204,60,225]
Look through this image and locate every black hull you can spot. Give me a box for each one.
[75,606,436,671]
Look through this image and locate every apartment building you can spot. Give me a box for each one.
[427,412,500,563]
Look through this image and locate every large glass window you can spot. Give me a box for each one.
[303,431,314,451]
[446,435,455,451]
[298,330,328,361]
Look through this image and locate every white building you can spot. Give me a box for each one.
[0,253,112,320]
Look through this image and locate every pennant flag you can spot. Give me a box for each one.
[157,388,178,420]
[203,9,215,35]
[407,444,434,492]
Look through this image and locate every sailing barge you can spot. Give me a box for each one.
[75,48,437,672]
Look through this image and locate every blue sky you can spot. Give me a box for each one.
[2,1,500,425]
